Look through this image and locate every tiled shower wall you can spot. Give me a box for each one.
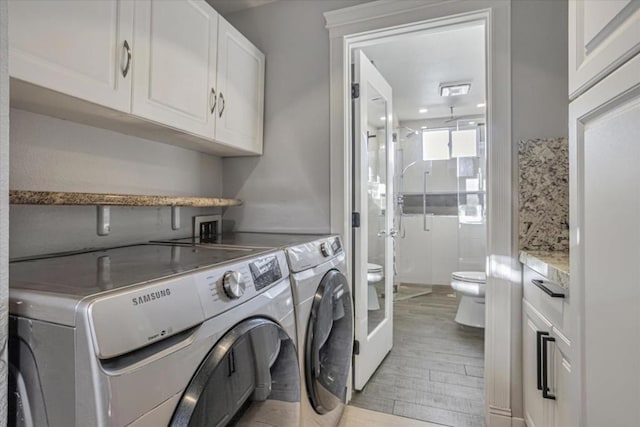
[518,137,569,251]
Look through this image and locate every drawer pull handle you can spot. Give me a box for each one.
[532,279,566,298]
[541,335,557,400]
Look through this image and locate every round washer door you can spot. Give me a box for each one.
[305,269,354,414]
[171,318,300,427]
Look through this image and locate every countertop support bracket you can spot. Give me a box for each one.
[171,206,180,231]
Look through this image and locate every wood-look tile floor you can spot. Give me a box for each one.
[339,405,444,427]
[350,285,485,427]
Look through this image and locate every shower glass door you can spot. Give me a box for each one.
[352,49,394,390]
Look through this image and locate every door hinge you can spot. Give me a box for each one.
[351,83,360,99]
[353,340,360,355]
[352,212,360,228]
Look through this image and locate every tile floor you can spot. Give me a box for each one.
[339,405,443,427]
[350,285,485,427]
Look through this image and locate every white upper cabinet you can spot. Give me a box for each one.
[8,0,134,112]
[569,0,640,99]
[132,0,218,139]
[215,16,265,154]
[7,0,265,156]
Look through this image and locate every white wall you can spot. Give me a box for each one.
[220,0,369,233]
[10,109,224,257]
[0,1,9,423]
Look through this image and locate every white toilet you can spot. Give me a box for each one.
[367,263,384,310]
[451,271,486,328]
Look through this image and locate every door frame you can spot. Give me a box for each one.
[325,2,518,426]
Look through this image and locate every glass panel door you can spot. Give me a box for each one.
[352,49,395,390]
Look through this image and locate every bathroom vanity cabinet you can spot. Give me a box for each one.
[521,261,573,427]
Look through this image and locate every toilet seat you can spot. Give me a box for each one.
[452,271,486,283]
[368,263,383,273]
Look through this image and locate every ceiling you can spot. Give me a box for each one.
[362,23,486,122]
[206,0,278,15]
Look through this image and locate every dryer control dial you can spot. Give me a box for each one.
[320,242,333,258]
[222,271,245,299]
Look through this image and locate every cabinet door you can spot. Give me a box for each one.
[8,0,133,112]
[215,16,265,154]
[523,300,553,427]
[549,330,572,427]
[570,53,640,426]
[132,0,217,139]
[569,0,640,99]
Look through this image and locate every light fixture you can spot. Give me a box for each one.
[422,130,450,161]
[421,126,428,129]
[469,121,476,125]
[477,103,486,108]
[440,83,471,97]
[451,129,477,158]
[379,116,386,121]
[419,108,428,113]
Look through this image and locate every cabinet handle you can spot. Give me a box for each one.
[536,330,549,391]
[210,88,217,114]
[541,335,557,400]
[532,279,566,298]
[121,40,132,78]
[218,92,225,118]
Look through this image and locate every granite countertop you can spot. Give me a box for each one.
[519,250,570,288]
[9,190,242,207]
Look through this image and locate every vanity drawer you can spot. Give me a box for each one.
[523,265,571,339]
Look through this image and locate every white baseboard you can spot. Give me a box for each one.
[488,413,513,427]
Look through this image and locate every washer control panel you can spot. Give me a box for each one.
[249,255,282,291]
[194,250,289,319]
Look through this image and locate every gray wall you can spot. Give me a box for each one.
[512,0,568,141]
[220,0,368,233]
[0,1,9,423]
[219,0,568,422]
[510,0,568,420]
[10,110,224,258]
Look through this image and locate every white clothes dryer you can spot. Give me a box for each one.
[279,235,353,427]
[9,243,301,427]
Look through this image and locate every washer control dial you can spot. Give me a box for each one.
[222,271,245,299]
[320,242,333,258]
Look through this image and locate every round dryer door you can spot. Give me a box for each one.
[171,318,300,427]
[305,269,354,414]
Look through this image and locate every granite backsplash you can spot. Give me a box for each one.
[518,137,569,251]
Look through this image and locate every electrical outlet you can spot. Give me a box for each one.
[193,214,222,241]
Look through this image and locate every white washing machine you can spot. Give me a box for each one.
[158,234,354,426]
[8,243,301,427]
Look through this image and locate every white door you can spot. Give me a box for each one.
[132,0,218,139]
[352,50,394,390]
[569,53,640,427]
[8,0,133,112]
[215,16,265,154]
